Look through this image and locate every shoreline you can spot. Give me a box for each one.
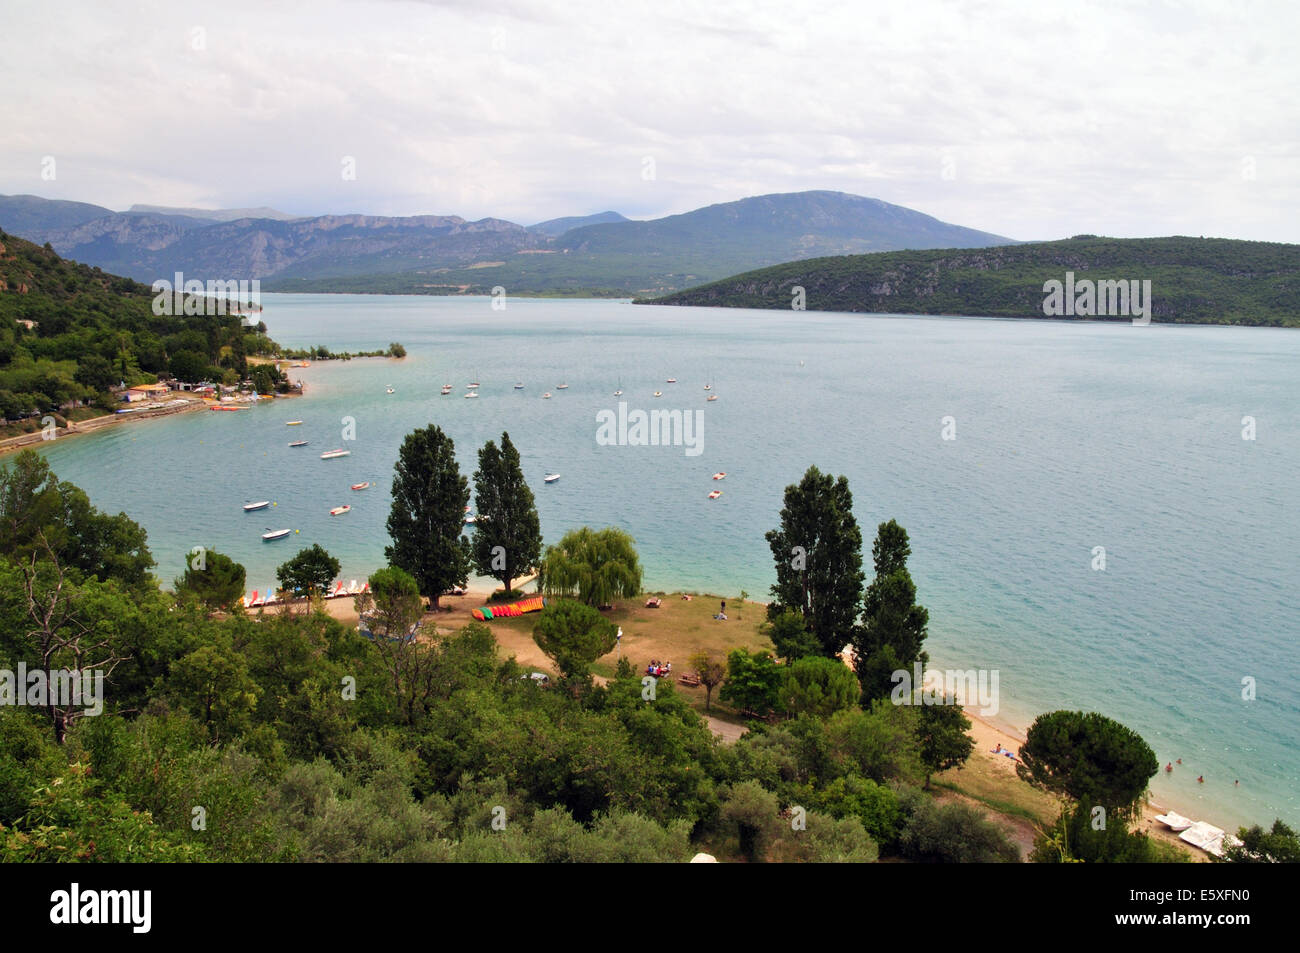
[0,390,309,457]
[961,706,1228,858]
[0,395,209,456]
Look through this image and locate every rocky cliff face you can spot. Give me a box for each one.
[31,209,545,282]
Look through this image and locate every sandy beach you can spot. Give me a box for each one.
[962,708,1213,860]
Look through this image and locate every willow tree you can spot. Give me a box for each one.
[385,425,470,609]
[537,526,642,608]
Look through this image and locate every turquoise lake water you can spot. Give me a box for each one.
[30,293,1300,832]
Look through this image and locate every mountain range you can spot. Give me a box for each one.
[0,191,1013,296]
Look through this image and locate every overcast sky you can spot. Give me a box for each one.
[4,0,1297,241]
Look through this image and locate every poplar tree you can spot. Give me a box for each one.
[386,425,470,609]
[471,432,542,597]
[853,520,930,704]
[764,466,865,657]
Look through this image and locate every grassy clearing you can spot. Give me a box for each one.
[931,751,1061,826]
[480,591,773,720]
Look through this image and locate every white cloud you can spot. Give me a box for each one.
[1,0,1296,240]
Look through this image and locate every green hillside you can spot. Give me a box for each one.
[641,236,1300,327]
[0,230,283,424]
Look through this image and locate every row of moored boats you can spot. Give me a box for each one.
[447,377,718,401]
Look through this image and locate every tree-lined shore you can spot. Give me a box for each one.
[2,439,1292,863]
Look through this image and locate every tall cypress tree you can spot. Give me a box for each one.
[471,431,542,596]
[764,465,865,658]
[385,425,470,609]
[853,520,930,704]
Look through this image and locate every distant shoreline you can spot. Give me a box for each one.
[0,391,307,457]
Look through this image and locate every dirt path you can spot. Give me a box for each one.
[706,717,746,743]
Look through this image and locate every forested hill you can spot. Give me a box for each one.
[0,230,282,422]
[640,236,1300,327]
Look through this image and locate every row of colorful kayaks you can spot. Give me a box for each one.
[470,596,548,621]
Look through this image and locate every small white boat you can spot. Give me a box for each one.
[262,528,292,541]
[351,482,371,491]
[703,384,711,391]
[330,505,351,516]
[1179,821,1241,858]
[613,389,623,397]
[286,420,303,426]
[556,383,569,390]
[386,386,394,394]
[1155,812,1194,833]
[463,514,476,525]
[666,377,677,383]
[544,473,560,483]
[464,391,479,399]
[467,381,479,388]
[514,382,525,389]
[707,394,718,402]
[440,385,452,395]
[289,440,308,447]
[243,500,271,511]
[653,390,663,398]
[320,448,351,459]
[542,392,552,399]
[712,472,726,480]
[708,490,722,499]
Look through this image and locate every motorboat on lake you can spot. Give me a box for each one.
[544,473,560,483]
[244,500,271,511]
[330,505,351,516]
[262,528,292,541]
[351,482,371,491]
[320,448,350,459]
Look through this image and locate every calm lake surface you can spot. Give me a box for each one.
[33,293,1300,831]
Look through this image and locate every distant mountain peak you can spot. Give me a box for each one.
[528,210,629,237]
[126,204,302,223]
